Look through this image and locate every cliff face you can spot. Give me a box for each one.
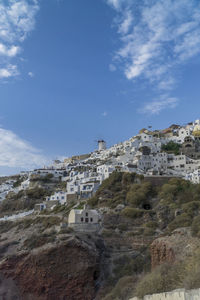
[151,239,175,268]
[0,237,101,300]
[150,229,200,269]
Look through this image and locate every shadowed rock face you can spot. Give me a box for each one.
[0,238,100,300]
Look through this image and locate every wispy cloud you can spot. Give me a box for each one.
[106,0,200,113]
[107,0,122,10]
[0,0,39,80]
[139,96,179,115]
[102,111,108,117]
[109,63,116,72]
[0,127,48,169]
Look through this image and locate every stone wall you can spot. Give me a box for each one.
[143,176,175,186]
[130,288,200,300]
[69,223,101,232]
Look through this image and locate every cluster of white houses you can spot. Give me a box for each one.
[14,119,200,208]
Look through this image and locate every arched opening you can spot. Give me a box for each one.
[143,203,151,210]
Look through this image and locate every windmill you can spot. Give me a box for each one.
[94,136,107,151]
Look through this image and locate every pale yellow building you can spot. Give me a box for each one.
[68,208,100,225]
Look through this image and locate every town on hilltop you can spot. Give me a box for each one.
[2,119,200,209]
[2,120,200,300]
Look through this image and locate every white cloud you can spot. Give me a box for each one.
[139,96,179,115]
[0,0,39,80]
[28,71,34,77]
[0,127,48,169]
[106,0,200,112]
[0,64,18,78]
[0,44,20,57]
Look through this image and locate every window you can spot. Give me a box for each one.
[85,218,89,223]
[90,218,93,222]
[86,212,88,216]
[81,217,83,222]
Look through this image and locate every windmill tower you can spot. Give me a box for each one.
[98,139,106,151]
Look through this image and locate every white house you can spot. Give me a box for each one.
[97,164,115,180]
[178,127,192,143]
[185,169,200,184]
[46,191,67,204]
[66,181,80,195]
[139,133,154,142]
[31,168,65,178]
[80,181,100,199]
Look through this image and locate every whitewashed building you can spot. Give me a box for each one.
[46,191,67,204]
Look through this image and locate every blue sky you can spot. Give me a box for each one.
[1,0,200,175]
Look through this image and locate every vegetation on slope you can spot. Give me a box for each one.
[2,171,200,299]
[135,247,200,298]
[161,141,181,155]
[0,188,50,216]
[87,172,200,299]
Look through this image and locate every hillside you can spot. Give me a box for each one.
[1,120,200,299]
[1,172,200,299]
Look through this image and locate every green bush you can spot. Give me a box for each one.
[183,201,200,217]
[122,207,144,219]
[89,172,142,207]
[182,249,200,289]
[161,141,181,155]
[102,276,135,300]
[87,197,98,207]
[126,182,153,208]
[134,249,200,298]
[168,213,192,232]
[191,215,200,237]
[118,223,128,231]
[144,221,158,229]
[135,263,182,298]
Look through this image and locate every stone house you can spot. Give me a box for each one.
[181,136,200,159]
[68,207,101,232]
[68,208,100,225]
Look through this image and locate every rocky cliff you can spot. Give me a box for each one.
[150,228,200,269]
[0,234,103,300]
